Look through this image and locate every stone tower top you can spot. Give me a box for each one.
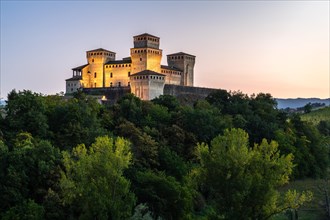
[86,48,116,64]
[133,33,160,49]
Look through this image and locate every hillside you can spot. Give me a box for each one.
[301,106,330,124]
[276,98,330,109]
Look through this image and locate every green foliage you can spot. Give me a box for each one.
[116,121,160,168]
[301,106,330,125]
[5,90,49,140]
[134,170,194,219]
[0,133,62,215]
[60,136,136,219]
[285,115,330,178]
[47,95,107,150]
[196,128,311,219]
[1,199,45,220]
[0,89,328,218]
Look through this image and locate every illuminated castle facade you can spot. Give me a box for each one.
[65,33,196,100]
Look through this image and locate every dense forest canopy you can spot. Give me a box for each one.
[0,89,329,219]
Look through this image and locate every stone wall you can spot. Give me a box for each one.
[82,87,131,104]
[81,84,220,104]
[164,84,220,99]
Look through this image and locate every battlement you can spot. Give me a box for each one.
[133,33,160,49]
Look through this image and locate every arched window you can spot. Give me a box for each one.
[110,82,112,87]
[110,72,113,78]
[94,72,97,78]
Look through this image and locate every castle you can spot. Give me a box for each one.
[65,33,196,100]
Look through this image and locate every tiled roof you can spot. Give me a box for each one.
[87,48,116,53]
[66,76,82,81]
[161,65,182,71]
[133,33,159,39]
[72,64,89,70]
[167,52,195,57]
[131,70,165,77]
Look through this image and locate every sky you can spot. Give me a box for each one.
[0,1,329,99]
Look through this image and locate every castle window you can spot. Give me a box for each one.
[125,64,128,67]
[128,72,131,77]
[94,83,97,87]
[140,58,142,61]
[92,59,94,62]
[110,82,112,87]
[118,82,121,87]
[94,72,97,78]
[128,82,130,86]
[110,72,113,78]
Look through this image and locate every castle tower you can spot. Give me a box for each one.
[167,52,195,86]
[130,70,165,100]
[84,48,116,88]
[130,33,162,74]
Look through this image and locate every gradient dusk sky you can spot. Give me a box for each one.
[1,1,329,99]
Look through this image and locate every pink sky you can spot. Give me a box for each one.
[1,1,329,99]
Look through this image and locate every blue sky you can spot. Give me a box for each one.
[1,1,329,99]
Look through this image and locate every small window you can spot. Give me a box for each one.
[110,72,113,78]
[94,83,97,87]
[110,82,112,87]
[140,58,142,61]
[118,82,121,87]
[92,59,94,62]
[128,82,130,86]
[94,72,97,78]
[128,72,131,77]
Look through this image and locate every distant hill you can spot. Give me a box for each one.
[275,98,330,109]
[0,99,6,106]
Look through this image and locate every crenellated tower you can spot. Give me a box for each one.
[84,48,116,88]
[130,33,162,74]
[167,52,195,86]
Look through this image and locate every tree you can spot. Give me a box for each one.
[47,95,107,150]
[0,133,63,216]
[60,136,136,219]
[196,128,312,219]
[303,102,312,113]
[116,121,159,168]
[134,170,194,220]
[4,90,49,140]
[1,199,45,220]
